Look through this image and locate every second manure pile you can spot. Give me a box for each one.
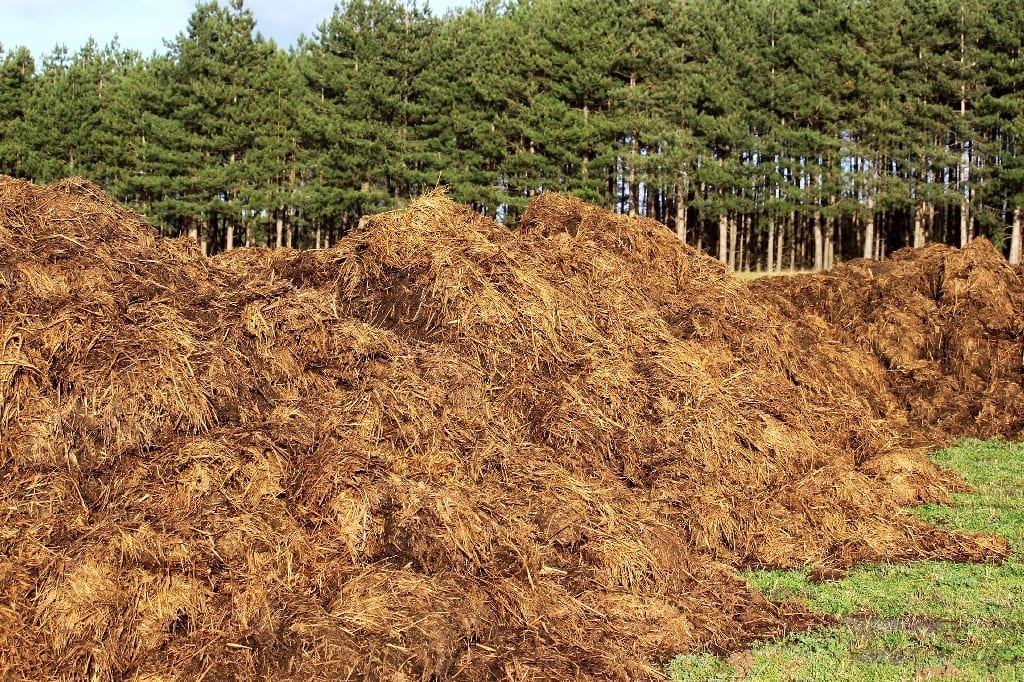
[0,177,1007,680]
[751,240,1024,441]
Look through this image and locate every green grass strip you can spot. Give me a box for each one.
[669,438,1024,681]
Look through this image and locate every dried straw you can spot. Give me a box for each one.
[0,178,1007,680]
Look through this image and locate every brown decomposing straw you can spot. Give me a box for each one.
[0,177,1009,680]
[751,240,1024,442]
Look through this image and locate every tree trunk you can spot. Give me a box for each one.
[737,215,745,272]
[930,202,937,244]
[959,12,970,248]
[789,211,796,271]
[276,209,284,249]
[777,216,785,272]
[799,215,807,265]
[813,209,823,271]
[863,194,875,260]
[209,212,217,252]
[1010,206,1023,265]
[718,214,729,264]
[749,212,757,270]
[827,198,837,269]
[960,171,971,247]
[913,202,926,248]
[675,177,687,242]
[226,223,235,251]
[628,71,639,217]
[728,214,738,271]
[582,105,590,184]
[767,218,775,273]
[824,217,834,270]
[627,156,638,217]
[288,164,297,247]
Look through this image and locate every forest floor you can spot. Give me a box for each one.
[668,439,1024,681]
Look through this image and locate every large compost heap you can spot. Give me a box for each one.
[0,176,1010,680]
[750,241,1024,442]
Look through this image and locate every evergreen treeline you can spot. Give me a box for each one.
[1,0,1022,269]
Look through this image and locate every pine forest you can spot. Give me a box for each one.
[1,0,1022,270]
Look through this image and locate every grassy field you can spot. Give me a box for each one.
[668,439,1024,681]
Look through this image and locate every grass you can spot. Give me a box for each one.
[668,438,1024,681]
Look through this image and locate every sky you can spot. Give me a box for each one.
[0,0,467,59]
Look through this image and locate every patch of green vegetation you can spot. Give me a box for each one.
[668,652,737,681]
[668,439,1024,681]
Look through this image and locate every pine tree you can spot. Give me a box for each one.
[299,0,434,232]
[0,45,35,177]
[522,0,619,206]
[3,0,1024,266]
[974,0,1024,258]
[415,2,511,217]
[247,47,306,248]
[21,41,127,183]
[164,0,282,252]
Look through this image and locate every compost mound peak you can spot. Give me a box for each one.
[0,177,1006,681]
[751,241,1024,440]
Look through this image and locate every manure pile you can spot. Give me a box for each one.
[0,177,1008,680]
[751,241,1024,441]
